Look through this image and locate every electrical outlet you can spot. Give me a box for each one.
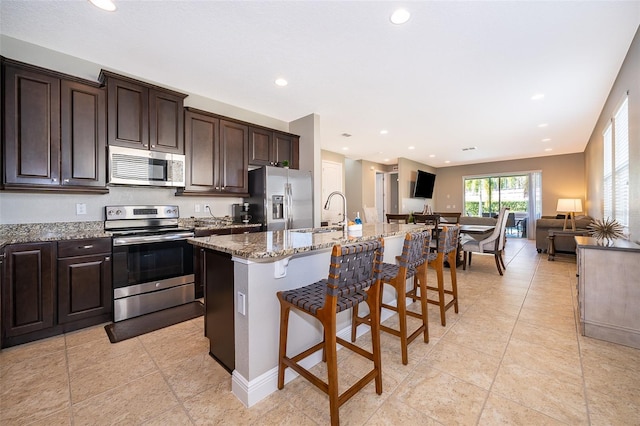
[194,204,200,213]
[204,204,211,212]
[76,203,87,215]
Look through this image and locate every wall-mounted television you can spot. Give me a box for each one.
[413,170,436,199]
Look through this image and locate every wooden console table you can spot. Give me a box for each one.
[547,229,590,260]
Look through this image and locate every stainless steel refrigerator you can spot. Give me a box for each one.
[246,166,313,231]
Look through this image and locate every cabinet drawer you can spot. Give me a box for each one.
[58,238,111,258]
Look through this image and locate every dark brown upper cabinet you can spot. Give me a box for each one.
[249,127,299,169]
[2,58,107,193]
[178,108,248,196]
[100,71,186,154]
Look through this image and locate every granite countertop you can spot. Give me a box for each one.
[188,223,429,261]
[0,219,261,250]
[0,221,110,249]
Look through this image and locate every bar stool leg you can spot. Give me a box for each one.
[277,303,291,390]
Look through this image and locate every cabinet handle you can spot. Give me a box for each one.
[222,186,225,190]
[52,178,58,182]
[64,179,70,183]
[105,256,110,261]
[151,145,156,148]
[81,245,94,249]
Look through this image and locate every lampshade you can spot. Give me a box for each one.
[556,198,583,213]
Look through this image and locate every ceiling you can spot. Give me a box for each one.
[1,1,639,168]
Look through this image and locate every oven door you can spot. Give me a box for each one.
[111,236,195,321]
[112,238,193,288]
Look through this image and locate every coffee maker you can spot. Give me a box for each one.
[232,203,252,224]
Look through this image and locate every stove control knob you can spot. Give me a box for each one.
[116,209,122,216]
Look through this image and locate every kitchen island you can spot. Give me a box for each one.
[188,223,427,407]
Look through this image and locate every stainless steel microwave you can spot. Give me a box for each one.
[108,146,186,187]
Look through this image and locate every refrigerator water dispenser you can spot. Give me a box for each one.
[272,195,284,219]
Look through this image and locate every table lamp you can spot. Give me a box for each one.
[556,198,583,231]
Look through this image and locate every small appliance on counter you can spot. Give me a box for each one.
[232,202,253,224]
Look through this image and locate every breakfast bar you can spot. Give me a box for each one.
[188,223,426,406]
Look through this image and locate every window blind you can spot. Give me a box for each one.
[614,96,629,227]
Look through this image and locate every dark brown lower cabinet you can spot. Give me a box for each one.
[57,239,112,324]
[1,242,56,346]
[1,238,113,348]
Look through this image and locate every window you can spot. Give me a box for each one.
[603,95,629,229]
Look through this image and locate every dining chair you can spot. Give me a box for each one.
[276,240,384,426]
[461,207,510,275]
[505,212,517,235]
[433,212,461,224]
[351,230,431,365]
[386,213,410,224]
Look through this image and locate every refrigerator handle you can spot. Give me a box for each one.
[285,183,293,228]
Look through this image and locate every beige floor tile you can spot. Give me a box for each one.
[64,323,110,348]
[510,319,579,353]
[579,335,640,374]
[183,381,269,426]
[0,351,69,424]
[25,407,72,426]
[440,318,511,358]
[162,352,231,401]
[69,347,157,403]
[478,393,566,425]
[395,365,488,425]
[141,327,209,369]
[492,363,587,424]
[0,335,65,367]
[586,387,640,425]
[72,372,178,425]
[250,400,319,425]
[66,336,144,373]
[142,405,195,425]
[366,394,442,425]
[502,337,582,379]
[425,340,502,389]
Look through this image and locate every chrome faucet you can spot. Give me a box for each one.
[324,191,348,228]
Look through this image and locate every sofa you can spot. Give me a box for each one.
[535,215,593,253]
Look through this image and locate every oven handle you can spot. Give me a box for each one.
[112,231,195,246]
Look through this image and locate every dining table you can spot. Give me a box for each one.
[438,224,496,267]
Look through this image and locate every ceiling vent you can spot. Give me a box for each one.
[462,146,477,151]
[341,133,352,138]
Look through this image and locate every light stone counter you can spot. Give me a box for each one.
[190,223,429,408]
[188,222,427,260]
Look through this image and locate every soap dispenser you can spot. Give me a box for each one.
[354,212,362,225]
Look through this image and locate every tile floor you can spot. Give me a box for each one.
[1,238,639,425]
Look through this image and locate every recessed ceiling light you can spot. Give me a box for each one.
[531,93,545,101]
[89,0,116,11]
[275,78,288,87]
[545,148,553,152]
[444,160,451,164]
[429,154,436,158]
[538,123,548,128]
[380,130,388,135]
[408,146,415,150]
[390,8,411,25]
[542,138,551,142]
[342,147,349,151]
[384,158,390,162]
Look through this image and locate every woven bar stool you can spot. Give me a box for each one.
[276,240,384,426]
[415,225,460,326]
[351,230,432,365]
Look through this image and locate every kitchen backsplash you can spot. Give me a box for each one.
[0,186,242,224]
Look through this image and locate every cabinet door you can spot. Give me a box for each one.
[58,254,112,324]
[219,120,249,194]
[182,110,220,193]
[249,127,273,166]
[3,65,61,186]
[2,243,55,338]
[149,89,184,154]
[106,77,149,149]
[60,80,107,188]
[273,132,300,169]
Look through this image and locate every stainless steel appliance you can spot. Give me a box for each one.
[108,145,186,187]
[232,202,252,224]
[105,205,195,322]
[245,166,313,231]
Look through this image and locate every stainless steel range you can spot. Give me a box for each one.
[105,205,195,322]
